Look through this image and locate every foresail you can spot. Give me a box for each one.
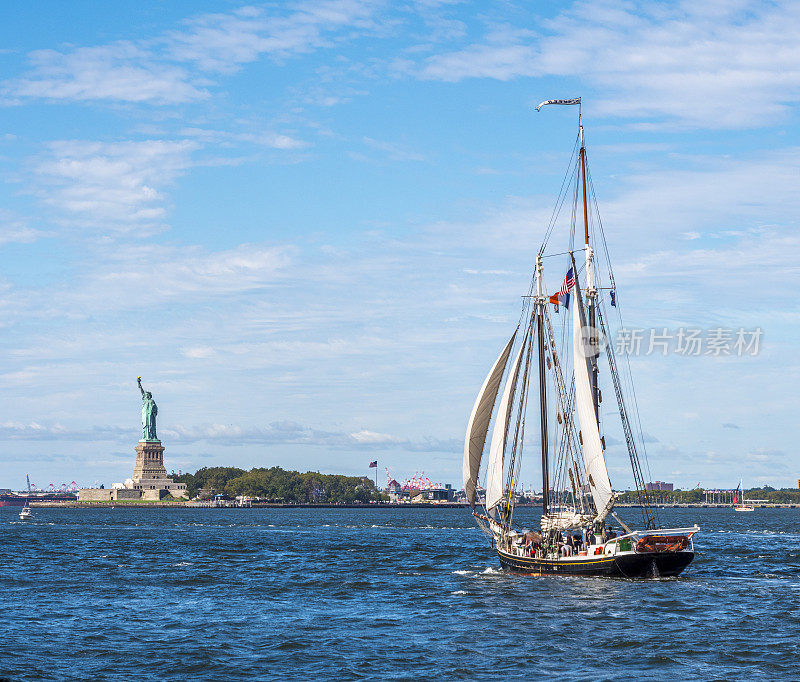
[463,329,518,508]
[485,335,526,513]
[572,290,614,521]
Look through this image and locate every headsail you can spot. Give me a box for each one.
[572,277,614,521]
[485,333,527,513]
[463,329,518,508]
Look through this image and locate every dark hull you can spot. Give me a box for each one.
[498,548,694,577]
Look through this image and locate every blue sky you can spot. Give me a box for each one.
[0,0,798,491]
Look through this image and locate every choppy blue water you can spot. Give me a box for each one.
[1,506,799,680]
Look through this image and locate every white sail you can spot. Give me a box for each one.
[463,329,518,508]
[485,336,526,512]
[572,290,614,521]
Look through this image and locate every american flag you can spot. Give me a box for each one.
[559,267,575,296]
[368,461,377,468]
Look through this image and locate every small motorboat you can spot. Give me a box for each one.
[19,506,33,520]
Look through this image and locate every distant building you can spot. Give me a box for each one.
[645,481,674,491]
[427,485,454,502]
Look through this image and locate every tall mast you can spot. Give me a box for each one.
[580,106,589,247]
[535,254,549,515]
[579,106,600,423]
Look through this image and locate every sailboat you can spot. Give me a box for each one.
[19,474,33,520]
[733,481,754,512]
[463,99,698,577]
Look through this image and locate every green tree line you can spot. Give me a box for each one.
[174,466,385,503]
[615,487,800,504]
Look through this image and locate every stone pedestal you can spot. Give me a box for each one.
[133,440,167,482]
[130,440,187,498]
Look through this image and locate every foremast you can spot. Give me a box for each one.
[535,254,549,517]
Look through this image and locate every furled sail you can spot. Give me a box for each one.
[463,329,518,508]
[485,334,527,513]
[572,284,614,521]
[540,510,594,533]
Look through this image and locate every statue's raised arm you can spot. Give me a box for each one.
[137,376,145,397]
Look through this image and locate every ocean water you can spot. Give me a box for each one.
[1,506,798,681]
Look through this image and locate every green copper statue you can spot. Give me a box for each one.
[137,376,159,442]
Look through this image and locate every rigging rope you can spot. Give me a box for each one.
[539,134,581,256]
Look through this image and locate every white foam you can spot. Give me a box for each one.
[452,570,471,575]
[451,590,467,595]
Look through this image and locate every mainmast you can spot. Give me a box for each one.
[579,108,589,247]
[535,254,549,516]
[579,107,600,425]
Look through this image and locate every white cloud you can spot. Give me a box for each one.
[6,43,208,105]
[424,147,800,276]
[179,127,309,150]
[0,221,47,246]
[419,27,538,81]
[169,1,382,72]
[182,346,216,359]
[51,242,292,313]
[0,419,458,453]
[4,1,383,105]
[362,136,426,161]
[417,0,800,129]
[0,421,128,441]
[350,429,394,443]
[30,139,198,231]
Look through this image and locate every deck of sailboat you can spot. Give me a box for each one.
[494,525,698,577]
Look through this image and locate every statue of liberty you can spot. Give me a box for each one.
[137,377,159,442]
